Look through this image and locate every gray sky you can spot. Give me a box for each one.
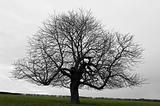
[0,0,160,99]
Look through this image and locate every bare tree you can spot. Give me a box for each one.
[13,10,143,104]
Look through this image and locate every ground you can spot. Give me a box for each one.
[0,93,159,106]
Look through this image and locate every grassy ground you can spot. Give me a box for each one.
[0,94,160,106]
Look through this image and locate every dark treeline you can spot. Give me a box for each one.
[0,92,21,95]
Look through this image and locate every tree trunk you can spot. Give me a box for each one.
[70,71,80,104]
[70,81,79,104]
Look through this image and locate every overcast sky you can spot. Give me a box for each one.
[0,0,160,99]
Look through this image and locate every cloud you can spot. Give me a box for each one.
[0,0,160,99]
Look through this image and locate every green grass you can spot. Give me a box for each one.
[0,94,159,106]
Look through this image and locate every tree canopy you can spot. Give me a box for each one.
[13,10,143,103]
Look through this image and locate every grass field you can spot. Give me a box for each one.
[0,94,160,106]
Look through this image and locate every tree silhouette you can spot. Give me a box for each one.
[13,10,143,104]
